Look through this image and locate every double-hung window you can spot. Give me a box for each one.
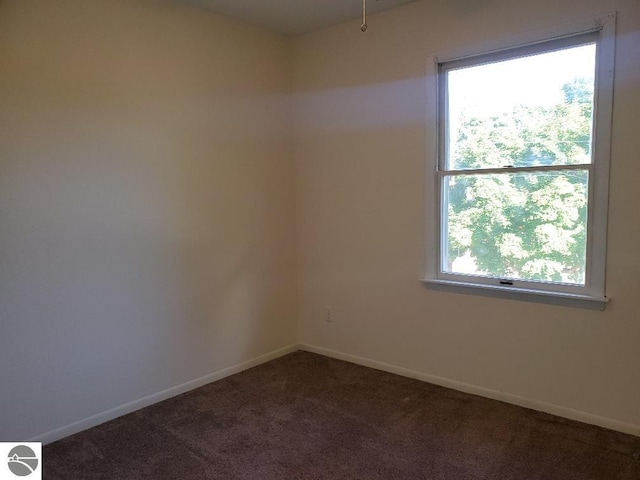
[423,15,615,309]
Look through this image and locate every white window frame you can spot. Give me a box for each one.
[422,14,616,310]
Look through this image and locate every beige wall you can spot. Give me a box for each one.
[293,0,640,430]
[0,0,296,440]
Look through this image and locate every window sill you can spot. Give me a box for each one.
[420,278,609,311]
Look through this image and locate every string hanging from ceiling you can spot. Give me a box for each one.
[361,0,368,32]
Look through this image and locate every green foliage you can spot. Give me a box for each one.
[446,78,592,284]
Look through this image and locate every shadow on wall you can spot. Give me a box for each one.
[0,0,295,440]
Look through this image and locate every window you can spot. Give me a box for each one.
[423,15,616,310]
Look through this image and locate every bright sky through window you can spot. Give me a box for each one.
[448,44,596,117]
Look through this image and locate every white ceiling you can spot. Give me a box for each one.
[178,0,420,36]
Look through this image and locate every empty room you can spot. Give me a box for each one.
[1,0,639,478]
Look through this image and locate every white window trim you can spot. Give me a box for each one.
[422,13,616,310]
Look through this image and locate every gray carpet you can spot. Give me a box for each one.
[45,351,640,479]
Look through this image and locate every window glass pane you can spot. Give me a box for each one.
[442,170,589,285]
[447,44,596,170]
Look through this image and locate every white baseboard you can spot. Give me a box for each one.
[31,344,299,445]
[32,342,640,444]
[300,343,640,438]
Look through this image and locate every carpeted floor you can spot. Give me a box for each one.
[45,351,640,479]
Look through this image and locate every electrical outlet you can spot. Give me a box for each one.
[324,305,333,323]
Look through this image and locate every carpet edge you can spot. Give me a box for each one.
[299,343,640,438]
[31,343,300,445]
